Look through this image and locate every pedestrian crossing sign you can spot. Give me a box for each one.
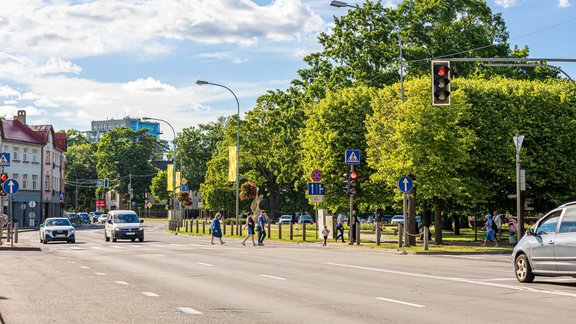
[345,149,361,165]
[0,153,10,166]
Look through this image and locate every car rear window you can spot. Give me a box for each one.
[560,208,576,233]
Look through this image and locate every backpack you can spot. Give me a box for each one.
[490,219,497,231]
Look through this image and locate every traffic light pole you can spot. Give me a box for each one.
[348,165,354,245]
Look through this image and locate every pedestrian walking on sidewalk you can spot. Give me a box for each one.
[493,211,503,241]
[241,212,256,246]
[210,213,225,245]
[257,210,267,246]
[322,225,330,246]
[482,213,498,247]
[508,214,518,245]
[335,221,345,242]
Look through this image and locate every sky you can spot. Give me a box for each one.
[0,0,574,141]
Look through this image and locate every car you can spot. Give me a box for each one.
[89,212,102,223]
[105,210,144,242]
[77,212,90,224]
[367,215,375,223]
[512,201,576,283]
[298,215,314,224]
[382,215,394,224]
[278,215,295,224]
[98,213,108,224]
[39,217,75,244]
[65,212,77,224]
[390,215,422,226]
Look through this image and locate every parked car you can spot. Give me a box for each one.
[278,215,295,224]
[65,212,78,224]
[89,212,102,223]
[382,215,394,224]
[298,215,314,224]
[39,217,75,244]
[105,210,144,242]
[390,215,422,226]
[77,212,90,224]
[513,201,576,283]
[98,213,108,224]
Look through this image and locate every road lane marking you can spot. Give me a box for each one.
[376,297,425,308]
[130,245,144,248]
[178,307,202,315]
[95,272,107,276]
[141,292,159,297]
[197,262,214,267]
[70,247,85,250]
[260,274,286,281]
[91,246,104,250]
[170,243,186,247]
[80,266,90,269]
[449,265,510,273]
[479,278,516,281]
[324,262,576,298]
[188,243,203,246]
[111,246,123,249]
[115,281,129,285]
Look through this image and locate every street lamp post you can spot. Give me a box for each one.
[143,117,179,216]
[196,80,241,231]
[330,0,404,101]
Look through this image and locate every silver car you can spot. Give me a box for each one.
[513,202,576,283]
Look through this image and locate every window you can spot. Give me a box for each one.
[22,174,27,189]
[45,151,51,163]
[13,147,19,160]
[32,149,38,163]
[12,173,18,182]
[32,175,38,190]
[560,208,576,233]
[23,148,28,161]
[537,211,561,235]
[44,175,50,191]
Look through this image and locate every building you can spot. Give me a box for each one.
[1,110,66,226]
[86,116,161,142]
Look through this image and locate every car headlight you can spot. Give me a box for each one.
[45,230,51,235]
[70,228,75,233]
[138,227,144,231]
[114,227,121,231]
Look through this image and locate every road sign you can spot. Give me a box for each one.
[0,153,10,166]
[181,184,189,192]
[29,201,36,208]
[147,202,152,208]
[60,192,65,199]
[310,169,322,182]
[181,178,187,185]
[29,212,36,219]
[3,179,19,194]
[310,195,323,203]
[345,149,361,165]
[396,176,414,193]
[307,182,326,195]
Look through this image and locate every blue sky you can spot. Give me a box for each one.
[0,0,574,141]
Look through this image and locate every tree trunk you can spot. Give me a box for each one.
[454,215,461,235]
[434,197,443,244]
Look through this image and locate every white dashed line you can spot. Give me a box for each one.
[260,274,286,281]
[91,246,104,250]
[188,243,202,246]
[70,247,85,250]
[141,292,159,297]
[115,281,129,285]
[197,262,214,267]
[377,297,425,308]
[80,266,90,270]
[130,245,144,248]
[178,307,202,315]
[95,272,107,276]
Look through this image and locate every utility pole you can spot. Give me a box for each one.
[128,172,133,210]
[75,178,78,212]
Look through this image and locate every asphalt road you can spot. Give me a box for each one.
[1,220,576,324]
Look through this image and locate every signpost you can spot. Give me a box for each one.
[307,182,326,196]
[396,176,414,249]
[514,135,525,240]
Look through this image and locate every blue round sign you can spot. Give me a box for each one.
[2,179,19,194]
[396,176,413,193]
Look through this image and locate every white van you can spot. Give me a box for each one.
[104,210,144,242]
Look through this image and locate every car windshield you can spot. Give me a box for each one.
[281,216,291,219]
[301,216,312,220]
[114,214,140,223]
[46,219,71,226]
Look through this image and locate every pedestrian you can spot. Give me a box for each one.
[241,212,256,246]
[350,210,358,244]
[335,221,345,242]
[210,213,225,245]
[508,213,518,245]
[322,225,330,246]
[493,211,503,241]
[257,210,267,246]
[482,213,498,247]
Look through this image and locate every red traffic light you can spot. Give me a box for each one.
[349,172,358,180]
[437,66,449,76]
[0,173,7,181]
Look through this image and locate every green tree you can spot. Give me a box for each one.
[64,143,98,210]
[149,170,170,202]
[65,129,91,146]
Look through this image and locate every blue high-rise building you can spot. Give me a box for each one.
[87,117,160,142]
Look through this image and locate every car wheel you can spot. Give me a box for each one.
[43,239,48,244]
[138,236,144,242]
[112,232,117,242]
[71,239,75,244]
[131,238,136,242]
[515,254,535,283]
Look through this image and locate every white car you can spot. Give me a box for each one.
[98,213,108,224]
[105,210,144,242]
[40,217,75,244]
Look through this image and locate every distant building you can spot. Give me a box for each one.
[86,116,160,142]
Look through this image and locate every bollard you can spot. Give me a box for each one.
[290,222,293,240]
[302,223,306,241]
[398,223,403,248]
[7,223,11,242]
[202,220,206,234]
[196,219,199,234]
[279,223,282,239]
[15,223,19,243]
[186,221,189,233]
[239,222,242,236]
[267,222,271,239]
[223,220,227,235]
[356,224,360,245]
[424,226,429,251]
[376,223,381,245]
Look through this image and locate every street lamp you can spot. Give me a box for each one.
[330,0,405,102]
[142,117,179,215]
[196,80,241,230]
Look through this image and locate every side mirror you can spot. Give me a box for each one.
[140,219,144,223]
[527,228,537,236]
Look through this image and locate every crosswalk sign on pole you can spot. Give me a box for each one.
[0,153,11,167]
[345,149,361,165]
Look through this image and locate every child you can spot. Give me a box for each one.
[322,225,330,246]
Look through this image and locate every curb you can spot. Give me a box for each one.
[0,244,41,251]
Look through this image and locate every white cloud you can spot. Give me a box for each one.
[122,77,179,95]
[197,52,249,64]
[558,0,571,7]
[0,86,21,98]
[494,0,519,8]
[38,58,82,75]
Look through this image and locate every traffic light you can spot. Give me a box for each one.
[0,173,7,196]
[59,198,64,207]
[349,171,359,196]
[103,178,109,189]
[432,61,451,106]
[342,173,350,195]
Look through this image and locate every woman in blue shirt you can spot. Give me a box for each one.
[211,213,225,245]
[482,213,498,247]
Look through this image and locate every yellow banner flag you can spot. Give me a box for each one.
[228,146,237,182]
[167,163,174,191]
[175,171,181,193]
